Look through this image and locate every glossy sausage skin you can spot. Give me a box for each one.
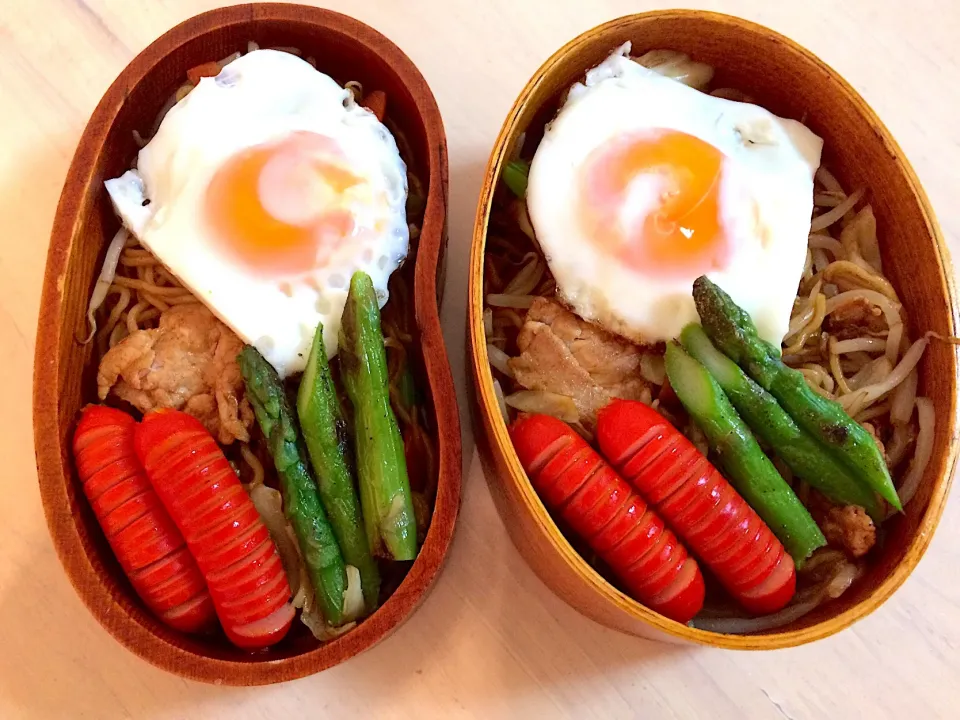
[510,414,705,624]
[72,405,215,632]
[134,409,294,649]
[597,399,796,615]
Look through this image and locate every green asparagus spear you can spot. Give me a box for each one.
[681,324,883,520]
[298,322,381,612]
[692,276,902,511]
[665,342,826,563]
[238,346,349,626]
[502,160,530,198]
[339,271,418,561]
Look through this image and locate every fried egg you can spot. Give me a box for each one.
[106,49,408,377]
[526,43,823,346]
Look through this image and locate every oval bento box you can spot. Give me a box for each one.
[468,10,959,649]
[33,4,460,685]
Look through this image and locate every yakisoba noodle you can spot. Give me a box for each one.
[96,235,198,350]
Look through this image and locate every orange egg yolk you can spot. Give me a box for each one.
[579,129,732,277]
[205,131,363,273]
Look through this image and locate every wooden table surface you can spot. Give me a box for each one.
[3,1,959,718]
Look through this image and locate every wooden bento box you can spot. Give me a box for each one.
[468,11,958,649]
[34,4,461,685]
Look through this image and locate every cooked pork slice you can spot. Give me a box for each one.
[526,297,646,387]
[97,304,253,444]
[509,321,613,422]
[508,298,650,425]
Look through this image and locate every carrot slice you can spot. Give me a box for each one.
[187,61,223,84]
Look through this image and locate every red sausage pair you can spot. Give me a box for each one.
[73,406,293,648]
[510,399,795,622]
[512,414,705,624]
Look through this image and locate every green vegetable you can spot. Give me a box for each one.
[398,364,417,411]
[693,276,902,511]
[664,342,827,563]
[238,346,349,626]
[339,271,418,561]
[681,324,883,520]
[502,160,530,198]
[298,322,381,612]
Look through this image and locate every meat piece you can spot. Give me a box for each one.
[824,298,889,339]
[524,297,649,391]
[98,304,253,444]
[815,505,877,559]
[509,322,612,422]
[808,490,877,558]
[508,298,650,425]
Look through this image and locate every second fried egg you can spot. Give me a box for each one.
[526,43,823,347]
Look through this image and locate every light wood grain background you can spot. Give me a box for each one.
[2,1,958,718]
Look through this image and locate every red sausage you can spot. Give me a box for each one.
[597,399,796,615]
[510,414,704,623]
[72,406,215,633]
[134,409,294,649]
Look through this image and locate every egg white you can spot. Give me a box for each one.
[106,49,409,377]
[526,43,824,347]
